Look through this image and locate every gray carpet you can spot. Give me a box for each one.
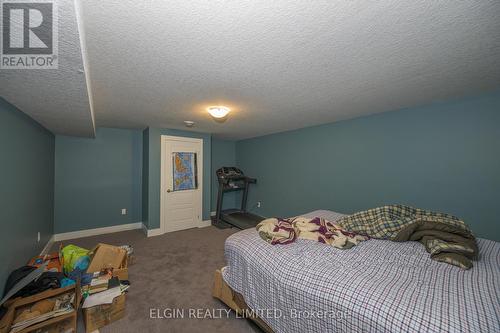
[52,226,261,333]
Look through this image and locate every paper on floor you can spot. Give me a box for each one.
[82,286,122,308]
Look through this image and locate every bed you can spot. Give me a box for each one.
[214,210,500,333]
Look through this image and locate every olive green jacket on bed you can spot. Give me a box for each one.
[337,205,478,269]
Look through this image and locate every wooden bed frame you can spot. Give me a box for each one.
[212,269,274,333]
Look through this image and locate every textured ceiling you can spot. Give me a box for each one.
[0,0,94,137]
[78,0,500,139]
[4,1,500,139]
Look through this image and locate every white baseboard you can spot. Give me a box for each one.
[142,223,163,237]
[141,223,148,236]
[40,219,212,254]
[198,220,212,228]
[147,228,163,237]
[40,235,55,255]
[142,219,212,237]
[53,222,143,242]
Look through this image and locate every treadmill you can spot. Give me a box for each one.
[214,167,265,229]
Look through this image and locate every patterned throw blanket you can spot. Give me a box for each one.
[336,205,478,269]
[256,216,368,250]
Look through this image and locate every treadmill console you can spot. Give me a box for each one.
[216,167,244,179]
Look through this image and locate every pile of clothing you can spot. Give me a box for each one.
[257,205,478,269]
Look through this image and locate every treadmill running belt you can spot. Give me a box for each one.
[222,212,263,229]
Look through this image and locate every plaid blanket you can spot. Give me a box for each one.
[337,205,478,269]
[256,216,367,249]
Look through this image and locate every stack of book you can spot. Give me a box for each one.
[89,278,116,295]
[82,268,130,309]
[87,269,120,295]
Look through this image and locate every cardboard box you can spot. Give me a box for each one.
[83,294,126,333]
[0,284,80,333]
[86,244,128,280]
[113,255,129,280]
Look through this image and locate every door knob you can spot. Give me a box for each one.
[167,189,172,193]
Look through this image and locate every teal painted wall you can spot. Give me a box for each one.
[0,98,54,295]
[54,128,142,233]
[236,92,500,241]
[143,128,211,229]
[211,139,237,212]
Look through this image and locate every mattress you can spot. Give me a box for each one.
[222,210,500,333]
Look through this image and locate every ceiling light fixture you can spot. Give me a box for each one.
[207,106,230,119]
[184,120,195,127]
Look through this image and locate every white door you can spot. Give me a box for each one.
[161,135,203,233]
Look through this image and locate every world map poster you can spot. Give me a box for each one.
[172,152,197,191]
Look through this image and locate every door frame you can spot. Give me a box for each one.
[160,135,203,234]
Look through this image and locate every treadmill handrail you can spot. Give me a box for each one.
[218,176,256,184]
[219,174,245,180]
[246,177,256,184]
